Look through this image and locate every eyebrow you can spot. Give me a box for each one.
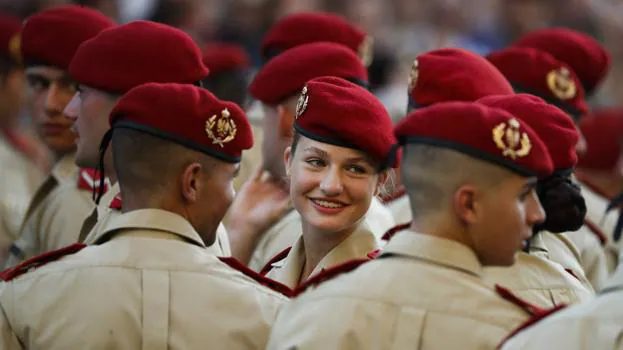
[303,146,375,165]
[303,147,329,158]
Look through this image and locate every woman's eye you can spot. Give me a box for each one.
[27,77,49,91]
[346,164,366,174]
[306,158,325,167]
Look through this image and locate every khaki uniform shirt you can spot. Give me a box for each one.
[266,224,380,288]
[267,231,530,350]
[501,259,623,350]
[567,182,621,273]
[566,225,610,290]
[81,184,232,256]
[0,135,45,264]
[484,234,594,309]
[0,209,287,350]
[249,197,395,271]
[3,153,96,268]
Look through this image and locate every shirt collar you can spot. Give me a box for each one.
[94,208,206,248]
[51,151,79,182]
[381,231,483,278]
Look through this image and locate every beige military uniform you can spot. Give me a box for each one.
[268,231,531,350]
[501,259,623,350]
[249,197,395,271]
[566,224,610,289]
[265,223,380,288]
[82,183,232,256]
[567,181,621,273]
[484,234,594,309]
[0,209,287,350]
[0,135,45,264]
[3,153,97,268]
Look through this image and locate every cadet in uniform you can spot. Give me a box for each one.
[487,46,604,290]
[229,42,394,270]
[0,15,46,264]
[3,6,115,268]
[259,76,396,288]
[501,256,623,349]
[63,20,230,255]
[0,83,288,349]
[268,101,554,349]
[382,47,515,225]
[480,94,595,306]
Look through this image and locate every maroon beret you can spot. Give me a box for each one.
[513,28,611,96]
[21,5,115,70]
[408,48,513,109]
[578,109,623,170]
[69,20,209,94]
[261,12,372,66]
[0,15,22,63]
[395,101,554,177]
[250,42,368,105]
[110,83,253,163]
[202,43,250,74]
[487,47,588,119]
[478,94,579,171]
[294,76,396,168]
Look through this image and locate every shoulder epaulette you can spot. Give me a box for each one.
[294,256,374,296]
[0,243,87,282]
[259,246,292,276]
[77,168,110,193]
[378,186,407,205]
[583,218,608,246]
[218,256,293,297]
[382,222,411,241]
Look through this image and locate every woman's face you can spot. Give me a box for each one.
[285,136,384,235]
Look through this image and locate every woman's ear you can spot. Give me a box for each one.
[374,170,391,197]
[284,146,293,177]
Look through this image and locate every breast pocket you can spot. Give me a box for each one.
[390,308,426,350]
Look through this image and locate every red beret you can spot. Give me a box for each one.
[577,109,623,170]
[294,76,396,168]
[395,102,553,177]
[261,12,372,66]
[69,20,208,94]
[513,28,611,96]
[250,42,368,105]
[408,48,513,109]
[0,15,22,63]
[110,83,253,163]
[487,47,588,119]
[478,94,579,171]
[202,43,250,74]
[21,5,115,70]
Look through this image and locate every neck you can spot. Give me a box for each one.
[299,220,358,282]
[411,215,472,248]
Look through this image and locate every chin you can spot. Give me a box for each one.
[303,214,356,235]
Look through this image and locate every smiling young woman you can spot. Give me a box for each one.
[260,76,397,288]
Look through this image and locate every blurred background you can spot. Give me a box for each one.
[2,0,622,117]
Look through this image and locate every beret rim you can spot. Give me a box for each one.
[400,136,537,177]
[510,82,585,119]
[112,120,241,163]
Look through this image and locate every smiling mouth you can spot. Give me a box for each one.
[310,198,347,209]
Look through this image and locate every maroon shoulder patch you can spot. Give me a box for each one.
[259,247,292,276]
[294,257,372,297]
[382,222,412,241]
[109,194,122,210]
[0,243,87,281]
[218,256,293,297]
[583,218,608,246]
[496,303,566,349]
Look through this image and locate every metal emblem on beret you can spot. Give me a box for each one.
[358,35,375,67]
[295,86,309,119]
[205,108,237,148]
[408,59,419,93]
[492,118,531,159]
[8,34,21,63]
[546,67,577,100]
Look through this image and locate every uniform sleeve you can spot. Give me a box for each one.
[0,283,24,350]
[267,296,402,350]
[39,188,94,252]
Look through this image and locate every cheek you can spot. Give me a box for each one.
[344,178,376,211]
[290,167,320,197]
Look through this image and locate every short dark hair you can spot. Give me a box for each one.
[201,69,249,108]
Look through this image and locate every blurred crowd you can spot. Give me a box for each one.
[2,0,623,117]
